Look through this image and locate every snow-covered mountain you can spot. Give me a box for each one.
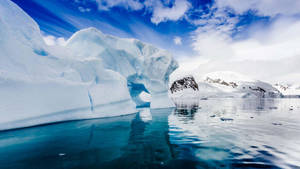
[202,71,282,98]
[273,83,300,97]
[0,0,178,130]
[169,71,283,99]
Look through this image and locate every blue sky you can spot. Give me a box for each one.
[12,0,300,82]
[11,0,271,57]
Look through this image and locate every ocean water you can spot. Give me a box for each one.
[0,98,300,169]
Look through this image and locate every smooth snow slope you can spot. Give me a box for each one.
[0,0,177,130]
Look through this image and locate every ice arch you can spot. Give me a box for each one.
[66,28,179,108]
[127,75,150,107]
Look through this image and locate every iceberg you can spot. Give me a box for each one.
[0,0,178,130]
[65,27,178,108]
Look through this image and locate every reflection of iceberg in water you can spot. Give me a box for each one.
[0,114,136,169]
[139,108,152,122]
[104,108,175,169]
[0,109,175,169]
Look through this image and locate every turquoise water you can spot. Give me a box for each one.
[0,98,300,169]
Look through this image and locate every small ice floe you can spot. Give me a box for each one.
[272,122,282,126]
[220,117,234,121]
[59,153,66,156]
[269,106,278,110]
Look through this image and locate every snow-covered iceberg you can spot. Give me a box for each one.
[65,28,178,108]
[0,0,178,130]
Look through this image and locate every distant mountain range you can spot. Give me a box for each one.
[169,71,300,99]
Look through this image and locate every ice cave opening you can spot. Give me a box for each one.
[127,75,151,108]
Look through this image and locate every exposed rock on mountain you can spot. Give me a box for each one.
[274,83,300,97]
[170,76,199,94]
[203,71,282,98]
[169,71,283,99]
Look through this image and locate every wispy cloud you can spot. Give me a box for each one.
[78,6,91,12]
[215,0,300,17]
[187,7,300,82]
[94,0,143,11]
[91,0,191,24]
[147,0,191,24]
[173,36,182,45]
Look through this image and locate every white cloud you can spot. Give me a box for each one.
[78,6,91,12]
[94,0,143,11]
[92,0,191,24]
[149,0,191,24]
[43,35,67,46]
[189,17,300,82]
[180,0,300,83]
[215,0,300,17]
[173,36,182,45]
[193,17,300,61]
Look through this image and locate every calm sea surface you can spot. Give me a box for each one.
[0,98,300,169]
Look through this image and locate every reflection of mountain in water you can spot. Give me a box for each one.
[168,98,300,168]
[173,108,198,121]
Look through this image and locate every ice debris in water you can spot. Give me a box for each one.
[220,118,234,122]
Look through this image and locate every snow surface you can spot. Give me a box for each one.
[169,71,282,99]
[274,83,300,97]
[0,0,177,130]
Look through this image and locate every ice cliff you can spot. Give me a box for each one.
[0,0,178,130]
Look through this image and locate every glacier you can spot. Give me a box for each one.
[0,0,178,130]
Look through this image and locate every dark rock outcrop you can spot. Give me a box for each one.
[170,76,199,94]
[205,77,238,88]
